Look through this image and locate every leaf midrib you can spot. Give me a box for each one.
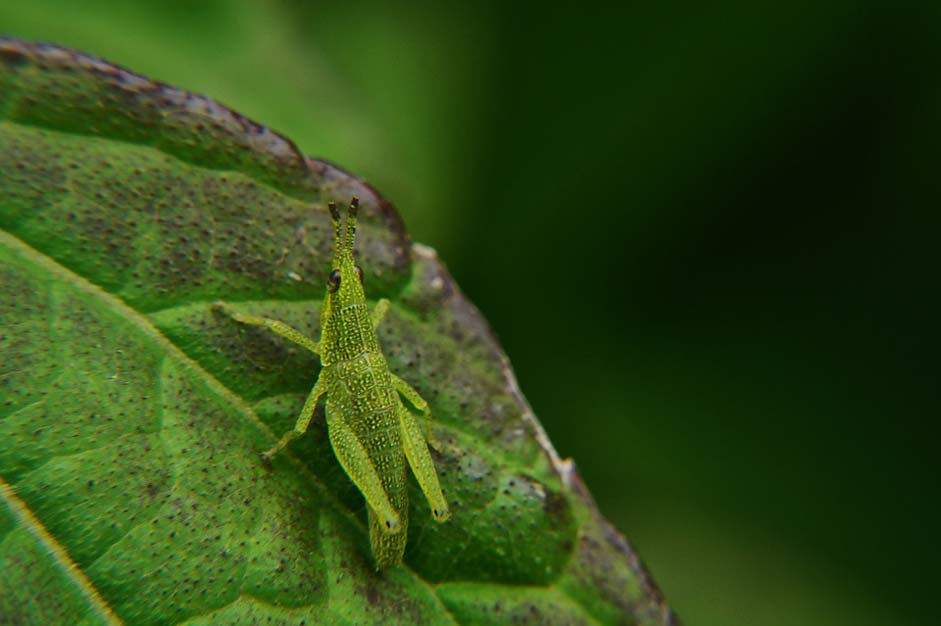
[0,477,122,625]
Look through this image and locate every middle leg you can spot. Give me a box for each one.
[262,375,327,460]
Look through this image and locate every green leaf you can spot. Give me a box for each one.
[0,38,676,625]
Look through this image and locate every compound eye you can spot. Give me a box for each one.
[354,265,364,285]
[327,269,341,293]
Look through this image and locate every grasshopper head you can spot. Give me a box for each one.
[324,196,366,308]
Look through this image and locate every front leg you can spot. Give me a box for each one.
[214,301,320,356]
[371,298,390,330]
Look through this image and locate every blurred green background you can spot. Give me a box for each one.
[3,2,938,624]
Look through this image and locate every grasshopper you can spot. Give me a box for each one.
[220,196,450,569]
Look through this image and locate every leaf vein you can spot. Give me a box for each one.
[0,477,123,625]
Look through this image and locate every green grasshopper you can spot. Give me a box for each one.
[220,196,449,569]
